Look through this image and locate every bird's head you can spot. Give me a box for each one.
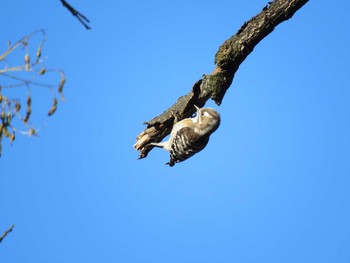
[193,105,221,136]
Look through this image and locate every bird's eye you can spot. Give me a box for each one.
[191,112,197,118]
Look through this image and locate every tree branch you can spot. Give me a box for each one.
[60,0,91,30]
[0,224,14,243]
[134,0,308,159]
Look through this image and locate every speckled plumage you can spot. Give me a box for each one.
[149,106,220,166]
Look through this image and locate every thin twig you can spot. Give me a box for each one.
[0,72,55,88]
[0,224,14,243]
[0,29,46,62]
[60,0,91,30]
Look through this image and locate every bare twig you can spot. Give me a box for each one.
[0,29,45,62]
[0,224,14,243]
[134,0,309,159]
[60,0,91,30]
[0,30,66,157]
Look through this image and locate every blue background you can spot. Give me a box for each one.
[1,1,350,262]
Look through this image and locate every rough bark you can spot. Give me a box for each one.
[134,0,308,159]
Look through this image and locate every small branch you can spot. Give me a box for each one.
[0,224,14,243]
[60,0,91,30]
[134,0,309,159]
[0,29,45,62]
[0,30,66,157]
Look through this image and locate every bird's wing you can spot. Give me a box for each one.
[168,126,209,165]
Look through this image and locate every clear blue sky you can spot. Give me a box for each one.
[1,1,350,262]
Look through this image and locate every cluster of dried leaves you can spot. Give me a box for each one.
[0,30,65,157]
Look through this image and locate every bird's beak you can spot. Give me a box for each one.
[194,105,201,123]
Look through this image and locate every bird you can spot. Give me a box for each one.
[148,105,221,166]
